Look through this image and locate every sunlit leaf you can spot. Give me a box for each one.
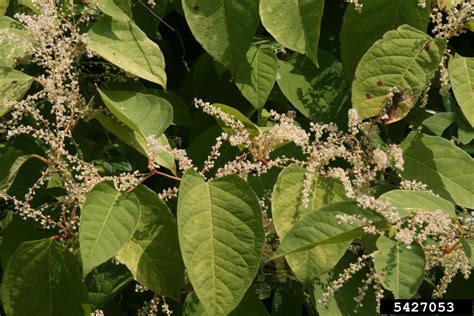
[80,181,141,276]
[117,185,184,297]
[272,164,348,284]
[352,25,445,121]
[178,170,264,316]
[88,16,166,87]
[374,236,425,298]
[340,0,431,80]
[260,0,324,66]
[378,189,456,218]
[401,132,474,208]
[182,0,259,73]
[449,55,474,127]
[235,44,277,109]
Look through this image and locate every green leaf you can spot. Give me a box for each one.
[85,262,132,309]
[182,0,259,73]
[235,44,278,110]
[422,112,457,136]
[1,216,46,269]
[272,164,349,284]
[277,51,350,123]
[0,17,30,67]
[378,189,456,218]
[213,103,260,137]
[0,0,8,15]
[94,113,176,173]
[98,88,173,138]
[88,16,166,87]
[0,68,33,117]
[352,25,446,120]
[2,238,89,315]
[178,171,264,316]
[449,55,474,127]
[97,0,132,21]
[260,0,324,66]
[340,0,431,81]
[274,201,385,259]
[116,185,184,297]
[80,181,141,276]
[401,132,474,208]
[183,290,269,316]
[149,88,193,127]
[0,148,35,192]
[374,236,425,298]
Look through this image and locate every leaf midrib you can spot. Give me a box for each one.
[88,191,122,259]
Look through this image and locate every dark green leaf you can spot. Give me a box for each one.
[2,238,89,315]
[277,52,350,123]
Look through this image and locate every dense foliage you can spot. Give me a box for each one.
[0,0,473,315]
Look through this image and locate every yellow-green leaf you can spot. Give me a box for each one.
[88,16,166,87]
[449,55,474,127]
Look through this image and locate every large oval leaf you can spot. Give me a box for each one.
[2,238,89,315]
[80,181,141,276]
[182,0,259,73]
[274,201,385,258]
[401,132,474,208]
[88,16,166,87]
[178,170,264,316]
[260,0,324,66]
[374,236,425,298]
[379,189,456,218]
[340,0,431,80]
[98,88,173,138]
[272,164,348,284]
[117,185,184,297]
[449,55,474,127]
[352,25,446,120]
[277,51,350,124]
[0,68,33,117]
[235,44,278,110]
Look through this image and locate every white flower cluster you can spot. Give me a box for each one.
[431,1,474,39]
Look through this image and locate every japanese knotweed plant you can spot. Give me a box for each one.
[0,0,473,315]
